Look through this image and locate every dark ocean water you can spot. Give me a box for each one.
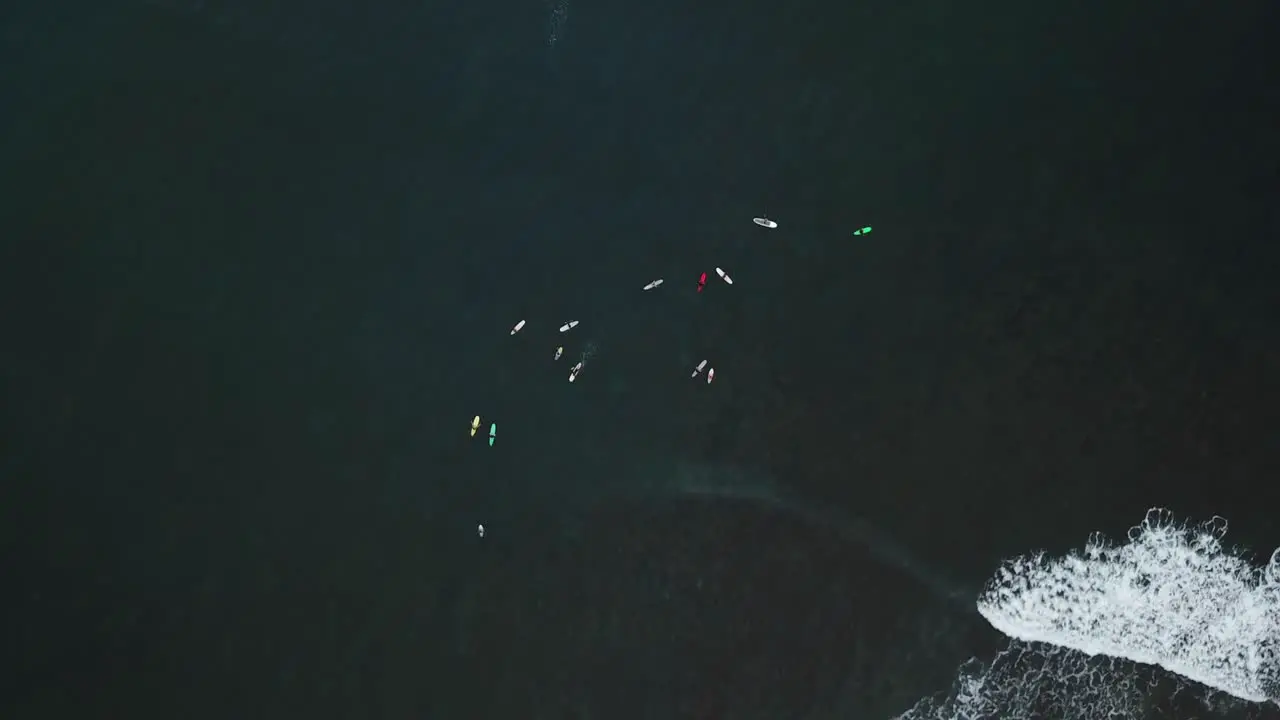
[3,0,1278,717]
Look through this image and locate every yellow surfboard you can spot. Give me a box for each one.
[470,415,480,437]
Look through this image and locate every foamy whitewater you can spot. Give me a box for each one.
[897,509,1280,719]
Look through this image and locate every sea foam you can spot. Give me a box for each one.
[977,509,1280,705]
[897,509,1280,720]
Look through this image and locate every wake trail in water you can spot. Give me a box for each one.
[612,460,978,611]
[897,508,1280,719]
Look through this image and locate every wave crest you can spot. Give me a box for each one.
[977,508,1280,704]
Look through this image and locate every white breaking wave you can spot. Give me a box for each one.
[980,509,1280,704]
[896,509,1280,719]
